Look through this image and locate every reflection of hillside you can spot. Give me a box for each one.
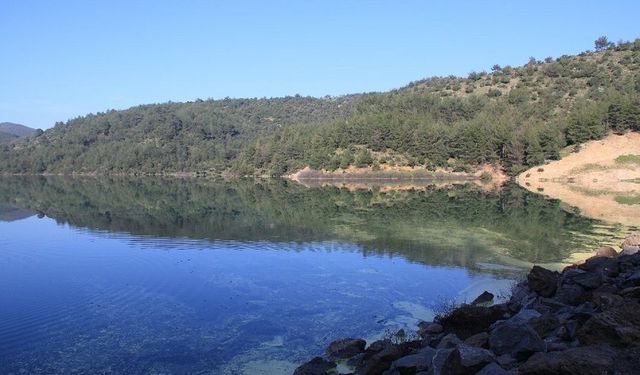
[0,177,628,274]
[0,204,35,222]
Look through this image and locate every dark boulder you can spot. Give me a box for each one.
[366,339,393,354]
[327,338,366,359]
[527,266,559,297]
[623,270,640,287]
[506,308,541,324]
[572,271,603,289]
[569,302,597,324]
[558,319,580,341]
[578,256,609,272]
[437,304,507,340]
[388,347,436,375]
[463,332,489,348]
[488,322,545,360]
[537,297,568,312]
[519,345,616,375]
[418,321,443,336]
[554,283,587,306]
[355,354,394,374]
[436,333,463,349]
[620,286,640,298]
[475,362,514,375]
[529,313,561,338]
[458,344,495,372]
[545,340,569,352]
[617,255,640,272]
[577,301,640,346]
[507,283,533,312]
[591,292,624,309]
[431,348,463,375]
[495,354,516,370]
[293,357,335,375]
[354,341,411,375]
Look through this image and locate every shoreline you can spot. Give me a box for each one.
[295,233,640,375]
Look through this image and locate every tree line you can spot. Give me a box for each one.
[1,38,639,176]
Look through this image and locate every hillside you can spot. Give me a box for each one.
[0,97,358,173]
[517,132,640,225]
[0,122,36,144]
[1,38,639,175]
[0,131,18,144]
[0,122,36,137]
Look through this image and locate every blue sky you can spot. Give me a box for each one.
[1,1,639,129]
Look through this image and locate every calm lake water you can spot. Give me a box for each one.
[0,177,636,374]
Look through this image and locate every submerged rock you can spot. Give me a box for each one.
[471,291,495,306]
[293,357,335,375]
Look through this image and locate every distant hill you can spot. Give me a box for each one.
[1,37,639,175]
[0,122,36,137]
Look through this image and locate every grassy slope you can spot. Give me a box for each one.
[517,132,640,225]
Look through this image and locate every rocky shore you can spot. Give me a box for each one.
[294,233,640,375]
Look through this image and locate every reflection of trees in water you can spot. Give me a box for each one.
[0,177,607,270]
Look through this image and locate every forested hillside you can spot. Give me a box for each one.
[2,37,639,176]
[0,132,18,144]
[0,97,358,173]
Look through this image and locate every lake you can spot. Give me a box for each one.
[0,177,636,374]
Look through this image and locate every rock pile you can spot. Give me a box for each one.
[294,233,640,374]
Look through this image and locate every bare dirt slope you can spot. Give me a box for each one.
[288,164,508,191]
[517,132,640,226]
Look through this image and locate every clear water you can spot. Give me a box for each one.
[0,177,636,374]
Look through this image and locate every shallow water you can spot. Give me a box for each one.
[0,177,636,374]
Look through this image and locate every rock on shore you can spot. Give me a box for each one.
[294,233,640,374]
